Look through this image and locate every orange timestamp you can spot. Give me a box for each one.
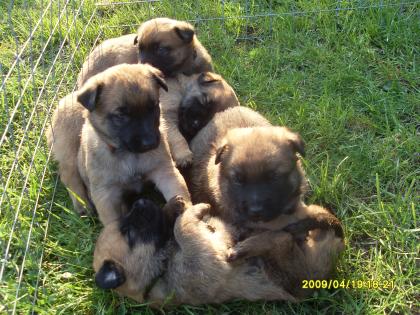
[302,279,395,290]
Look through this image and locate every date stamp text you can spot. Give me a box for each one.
[302,279,395,290]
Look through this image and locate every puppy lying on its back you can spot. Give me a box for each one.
[94,196,303,306]
[161,72,239,166]
[77,18,213,86]
[94,197,344,305]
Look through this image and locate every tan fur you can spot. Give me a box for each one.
[188,107,344,298]
[46,94,93,214]
[189,107,301,218]
[49,64,191,224]
[77,34,138,87]
[160,72,239,167]
[227,202,345,298]
[77,18,212,87]
[93,197,297,306]
[136,18,213,75]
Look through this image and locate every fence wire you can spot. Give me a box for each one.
[0,0,419,313]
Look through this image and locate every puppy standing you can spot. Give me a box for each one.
[77,18,213,86]
[49,64,191,224]
[160,72,239,166]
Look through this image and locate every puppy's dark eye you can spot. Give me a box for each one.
[230,171,245,185]
[271,170,291,182]
[202,94,211,108]
[157,46,170,56]
[110,112,129,125]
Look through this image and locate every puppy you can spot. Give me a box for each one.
[191,125,306,223]
[93,196,302,306]
[46,94,93,214]
[189,107,344,297]
[77,18,213,86]
[50,63,191,224]
[226,203,345,298]
[189,106,302,217]
[160,72,239,166]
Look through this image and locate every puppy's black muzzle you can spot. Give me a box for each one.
[179,97,210,140]
[124,132,160,153]
[139,52,176,77]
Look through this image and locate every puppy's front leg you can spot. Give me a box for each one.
[90,185,124,225]
[147,162,191,205]
[162,111,193,167]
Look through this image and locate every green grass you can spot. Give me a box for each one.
[0,0,419,314]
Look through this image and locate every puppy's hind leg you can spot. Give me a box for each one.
[59,163,94,215]
[173,203,212,249]
[227,230,293,263]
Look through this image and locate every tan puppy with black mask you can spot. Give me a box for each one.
[48,63,191,224]
[160,72,239,167]
[188,107,344,297]
[77,18,212,86]
[93,196,300,306]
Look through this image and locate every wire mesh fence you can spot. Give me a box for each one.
[0,0,419,313]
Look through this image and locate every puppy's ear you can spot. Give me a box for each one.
[278,127,305,157]
[133,35,138,46]
[198,72,221,85]
[77,80,103,112]
[149,68,168,92]
[95,260,126,289]
[215,142,228,165]
[174,22,195,43]
[288,132,305,157]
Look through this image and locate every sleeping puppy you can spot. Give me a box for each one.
[160,72,239,167]
[93,196,302,306]
[49,63,191,224]
[77,18,213,86]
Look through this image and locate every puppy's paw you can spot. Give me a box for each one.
[192,203,211,220]
[226,245,250,263]
[172,196,187,216]
[174,149,193,168]
[74,201,95,217]
[165,195,187,216]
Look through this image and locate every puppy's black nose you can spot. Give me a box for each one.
[192,120,200,128]
[134,199,148,208]
[247,205,264,217]
[127,134,160,153]
[140,135,159,150]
